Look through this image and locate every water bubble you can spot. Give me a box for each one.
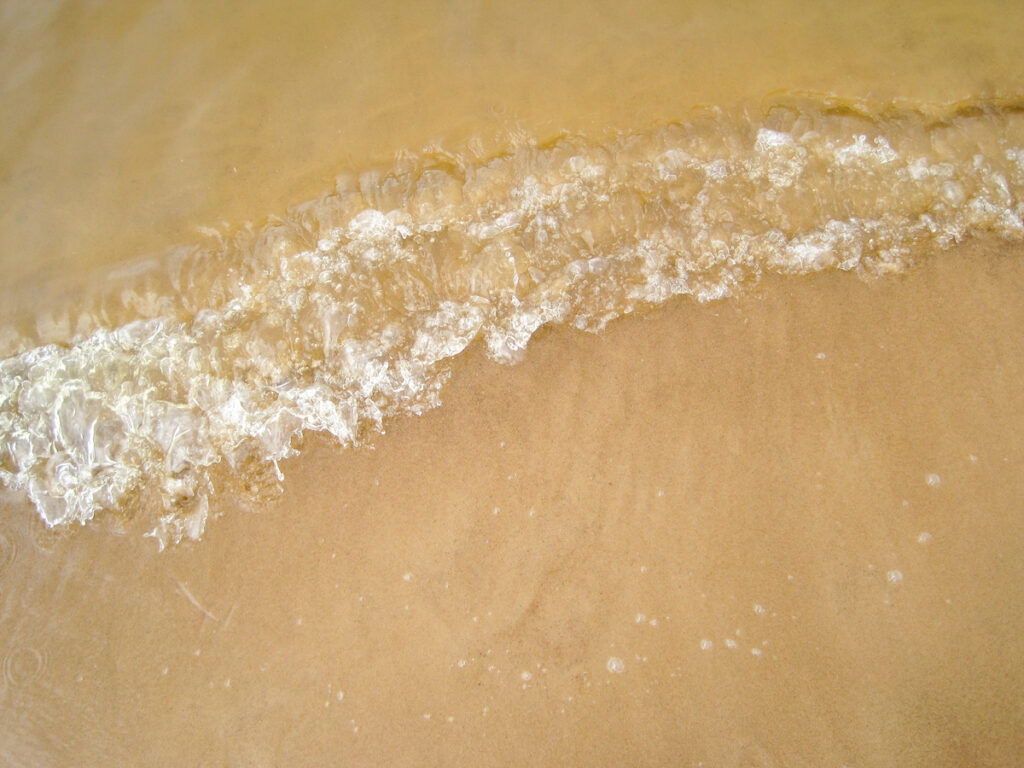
[606,657,625,674]
[886,570,904,585]
[3,647,45,686]
[926,473,941,487]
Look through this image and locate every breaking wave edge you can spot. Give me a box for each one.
[2,95,1024,547]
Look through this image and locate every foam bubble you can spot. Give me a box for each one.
[1,98,1022,543]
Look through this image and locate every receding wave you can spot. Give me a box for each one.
[2,96,1023,546]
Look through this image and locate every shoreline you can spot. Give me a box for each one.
[2,240,1022,765]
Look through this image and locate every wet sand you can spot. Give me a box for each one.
[2,241,1022,766]
[4,1,1024,764]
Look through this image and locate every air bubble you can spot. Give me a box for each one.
[3,647,45,686]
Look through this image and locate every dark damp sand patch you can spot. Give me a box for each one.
[1,241,1023,766]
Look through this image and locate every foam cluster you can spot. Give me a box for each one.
[2,98,1022,546]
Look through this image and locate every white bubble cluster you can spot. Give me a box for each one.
[2,98,1023,544]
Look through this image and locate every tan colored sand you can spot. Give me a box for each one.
[4,3,1024,762]
[1,241,1022,766]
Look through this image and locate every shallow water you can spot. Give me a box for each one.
[2,1,1024,765]
[4,0,1024,303]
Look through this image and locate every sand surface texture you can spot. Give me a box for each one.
[1,1,1023,765]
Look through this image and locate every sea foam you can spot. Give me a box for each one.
[2,97,1023,546]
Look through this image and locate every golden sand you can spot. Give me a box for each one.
[2,1,1024,765]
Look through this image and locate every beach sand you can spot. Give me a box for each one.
[3,1,1024,765]
[2,240,1022,766]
